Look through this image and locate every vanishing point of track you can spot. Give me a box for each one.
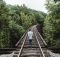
[12,25,50,57]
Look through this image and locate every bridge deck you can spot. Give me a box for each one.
[0,25,50,57]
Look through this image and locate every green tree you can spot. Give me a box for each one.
[43,0,60,47]
[0,0,10,48]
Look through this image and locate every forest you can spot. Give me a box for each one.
[0,0,60,48]
[0,0,46,48]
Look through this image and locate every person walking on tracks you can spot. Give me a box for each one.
[27,29,33,47]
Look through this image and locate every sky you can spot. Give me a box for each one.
[4,0,48,13]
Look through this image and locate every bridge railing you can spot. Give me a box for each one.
[36,25,47,46]
[15,31,27,47]
[15,27,31,47]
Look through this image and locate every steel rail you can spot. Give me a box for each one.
[34,30,45,57]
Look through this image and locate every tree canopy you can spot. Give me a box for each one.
[0,0,46,48]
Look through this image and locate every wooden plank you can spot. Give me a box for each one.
[21,52,40,56]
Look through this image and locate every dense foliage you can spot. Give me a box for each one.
[43,0,60,48]
[0,0,46,48]
[0,0,60,48]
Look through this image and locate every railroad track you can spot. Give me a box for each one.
[12,25,50,57]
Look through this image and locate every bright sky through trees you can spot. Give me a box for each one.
[4,0,47,13]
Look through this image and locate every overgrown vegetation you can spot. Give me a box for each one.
[0,0,46,48]
[1,0,60,48]
[43,0,60,48]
